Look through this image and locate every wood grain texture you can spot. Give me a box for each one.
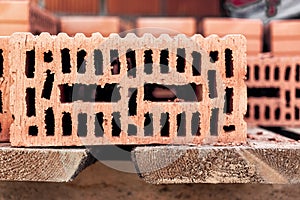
[132,128,300,184]
[0,144,95,182]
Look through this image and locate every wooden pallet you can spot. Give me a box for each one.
[0,127,299,183]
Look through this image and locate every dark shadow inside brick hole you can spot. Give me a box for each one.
[62,112,72,136]
[192,112,201,136]
[41,70,54,100]
[160,49,169,74]
[61,48,71,74]
[44,50,53,63]
[28,125,38,136]
[45,107,55,136]
[177,112,186,136]
[112,112,121,137]
[176,48,185,73]
[0,90,2,114]
[160,112,170,137]
[144,49,153,74]
[0,49,3,77]
[77,49,87,74]
[144,112,153,136]
[209,51,218,63]
[110,49,120,75]
[95,112,104,137]
[128,88,137,116]
[26,88,36,117]
[192,51,201,76]
[25,49,35,78]
[126,49,136,77]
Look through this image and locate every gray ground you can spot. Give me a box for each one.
[0,162,298,200]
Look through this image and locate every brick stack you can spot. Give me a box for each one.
[0,0,59,36]
[8,33,246,146]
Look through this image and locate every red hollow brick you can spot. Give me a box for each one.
[166,0,220,17]
[60,16,120,37]
[9,32,247,146]
[202,18,263,56]
[107,0,160,15]
[136,17,197,37]
[270,20,300,56]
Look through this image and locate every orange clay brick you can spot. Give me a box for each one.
[136,17,197,37]
[0,0,59,35]
[0,36,13,142]
[44,0,100,15]
[202,18,263,56]
[107,0,160,15]
[270,20,300,56]
[165,0,220,17]
[246,54,300,127]
[9,32,246,146]
[60,16,120,37]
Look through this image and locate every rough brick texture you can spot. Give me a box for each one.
[0,37,13,142]
[44,0,100,15]
[166,0,220,17]
[0,0,59,35]
[202,18,263,55]
[107,0,160,15]
[246,54,300,126]
[270,20,300,56]
[9,33,246,146]
[60,16,120,37]
[136,17,196,37]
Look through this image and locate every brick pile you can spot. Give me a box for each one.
[7,32,246,146]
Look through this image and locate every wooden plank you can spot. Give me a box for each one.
[132,127,300,184]
[0,144,95,182]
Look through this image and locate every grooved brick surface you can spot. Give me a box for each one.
[166,0,220,17]
[107,0,160,15]
[246,54,300,126]
[0,37,13,142]
[9,33,246,146]
[136,17,197,37]
[44,0,100,15]
[203,18,263,55]
[60,16,120,37]
[0,0,59,35]
[270,20,300,56]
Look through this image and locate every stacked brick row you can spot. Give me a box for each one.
[8,33,246,146]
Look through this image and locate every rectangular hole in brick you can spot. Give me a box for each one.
[61,48,71,73]
[94,49,103,75]
[45,107,55,136]
[25,50,35,78]
[296,64,300,82]
[285,66,291,81]
[210,108,219,136]
[0,49,3,77]
[77,49,87,74]
[44,50,53,63]
[246,65,250,80]
[62,112,72,136]
[160,112,170,137]
[265,106,270,119]
[274,66,280,80]
[144,112,153,136]
[128,88,137,116]
[41,70,54,100]
[296,88,300,98]
[144,49,153,74]
[275,107,280,120]
[59,83,121,103]
[144,83,202,102]
[26,88,36,117]
[112,112,121,137]
[160,49,169,74]
[265,66,270,80]
[126,49,136,78]
[245,104,250,118]
[223,125,235,132]
[191,112,200,136]
[208,70,217,99]
[225,48,233,78]
[286,113,291,120]
[0,90,2,113]
[28,125,38,136]
[110,49,120,75]
[176,48,185,73]
[295,107,299,120]
[177,112,186,136]
[0,123,2,133]
[224,87,233,114]
[286,91,291,107]
[128,124,137,136]
[209,51,219,63]
[192,51,201,76]
[254,105,260,119]
[95,112,104,137]
[77,113,87,137]
[247,87,280,98]
[254,65,259,80]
